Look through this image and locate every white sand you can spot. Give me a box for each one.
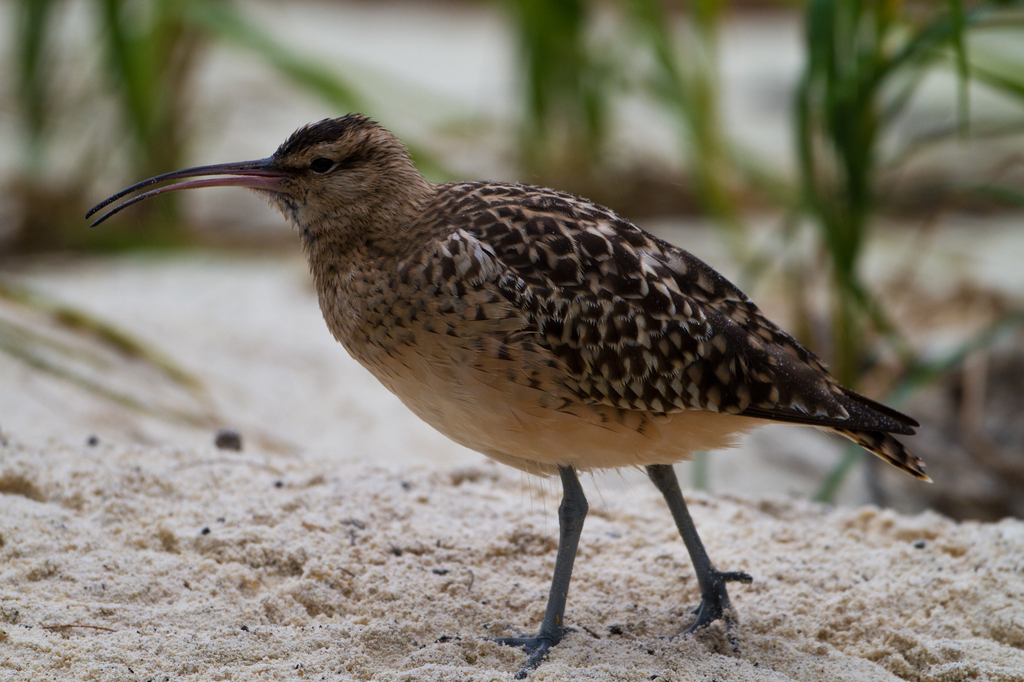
[3,439,1023,681]
[3,251,1024,680]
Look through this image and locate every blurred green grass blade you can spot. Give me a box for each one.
[895,310,1024,399]
[949,0,971,135]
[183,0,362,111]
[969,52,1024,98]
[885,118,1024,172]
[804,0,834,74]
[878,67,929,125]
[971,67,1024,98]
[876,4,1019,87]
[15,0,57,156]
[0,319,217,428]
[691,451,710,491]
[628,0,689,113]
[971,183,1024,206]
[94,0,197,186]
[505,0,611,172]
[628,0,746,250]
[97,0,154,163]
[511,0,589,122]
[795,0,836,217]
[815,444,861,504]
[0,280,203,393]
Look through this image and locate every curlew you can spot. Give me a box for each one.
[89,114,928,678]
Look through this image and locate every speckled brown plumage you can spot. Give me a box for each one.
[263,118,927,481]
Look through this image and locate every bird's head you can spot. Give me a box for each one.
[88,114,431,246]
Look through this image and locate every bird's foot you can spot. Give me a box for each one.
[493,624,565,679]
[684,569,752,650]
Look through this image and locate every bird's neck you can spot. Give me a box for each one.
[298,178,437,349]
[298,179,435,263]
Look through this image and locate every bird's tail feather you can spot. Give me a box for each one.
[832,428,931,482]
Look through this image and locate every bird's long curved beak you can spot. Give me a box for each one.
[86,158,287,227]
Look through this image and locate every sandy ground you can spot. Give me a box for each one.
[2,246,1024,681]
[3,440,1024,681]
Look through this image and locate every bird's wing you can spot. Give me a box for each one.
[442,182,917,437]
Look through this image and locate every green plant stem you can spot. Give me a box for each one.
[815,444,861,503]
[15,0,57,167]
[505,0,609,176]
[628,0,746,259]
[691,451,710,491]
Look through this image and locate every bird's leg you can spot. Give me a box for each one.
[646,464,752,640]
[496,465,589,679]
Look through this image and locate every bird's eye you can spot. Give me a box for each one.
[309,157,334,173]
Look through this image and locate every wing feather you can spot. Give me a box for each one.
[436,181,918,443]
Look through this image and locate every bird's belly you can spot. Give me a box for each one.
[351,336,763,476]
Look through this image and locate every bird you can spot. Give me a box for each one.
[88,114,928,678]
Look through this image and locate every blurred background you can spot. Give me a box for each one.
[2,0,1024,521]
